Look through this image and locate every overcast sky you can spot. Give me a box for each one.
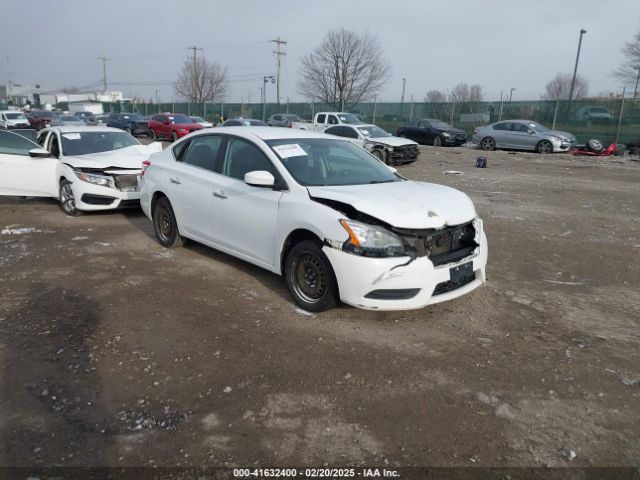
[0,0,638,103]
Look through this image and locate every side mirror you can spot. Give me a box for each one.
[245,170,275,188]
[527,130,535,135]
[29,148,51,158]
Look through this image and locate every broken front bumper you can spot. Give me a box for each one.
[324,230,488,310]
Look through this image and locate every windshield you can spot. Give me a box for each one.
[170,115,191,124]
[36,111,57,119]
[61,116,80,121]
[123,114,145,121]
[284,114,300,122]
[60,131,139,156]
[336,113,361,124]
[590,107,609,113]
[356,125,391,138]
[430,120,452,129]
[6,113,27,120]
[527,122,548,132]
[267,138,402,187]
[190,116,205,122]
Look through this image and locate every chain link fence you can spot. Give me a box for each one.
[95,97,640,145]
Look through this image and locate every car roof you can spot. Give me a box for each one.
[190,126,335,141]
[42,126,124,134]
[0,110,26,114]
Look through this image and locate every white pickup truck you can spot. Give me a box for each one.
[301,112,364,132]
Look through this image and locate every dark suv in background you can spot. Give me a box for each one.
[396,118,467,146]
[106,112,149,136]
[28,110,59,130]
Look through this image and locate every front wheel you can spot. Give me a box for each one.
[432,135,442,147]
[481,137,496,151]
[285,240,338,313]
[371,149,388,164]
[148,129,156,140]
[152,197,185,248]
[171,131,178,142]
[536,139,553,154]
[59,179,81,217]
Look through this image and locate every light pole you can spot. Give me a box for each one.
[508,87,516,113]
[568,28,587,107]
[262,75,276,121]
[400,78,406,118]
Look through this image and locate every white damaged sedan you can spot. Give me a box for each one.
[140,127,487,312]
[0,126,162,216]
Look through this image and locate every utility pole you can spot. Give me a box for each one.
[98,56,109,92]
[270,36,287,104]
[187,45,203,102]
[400,78,406,119]
[568,29,587,108]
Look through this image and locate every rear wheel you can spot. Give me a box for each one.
[125,127,133,135]
[536,139,553,154]
[152,197,185,248]
[480,137,496,151]
[148,129,156,140]
[432,135,442,147]
[59,179,81,217]
[285,240,338,313]
[171,131,178,142]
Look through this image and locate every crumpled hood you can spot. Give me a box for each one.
[368,136,418,148]
[63,143,162,170]
[548,130,576,141]
[308,180,476,229]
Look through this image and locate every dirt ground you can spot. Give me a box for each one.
[0,144,639,476]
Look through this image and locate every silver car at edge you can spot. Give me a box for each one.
[472,119,576,154]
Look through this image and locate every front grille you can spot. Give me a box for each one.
[113,174,139,191]
[433,271,476,296]
[394,221,478,266]
[454,133,466,140]
[81,194,116,205]
[391,144,419,160]
[364,288,421,300]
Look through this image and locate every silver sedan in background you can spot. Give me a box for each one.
[472,119,576,153]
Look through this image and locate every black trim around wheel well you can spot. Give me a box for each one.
[280,229,321,275]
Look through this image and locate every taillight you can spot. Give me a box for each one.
[473,128,478,135]
[141,160,151,177]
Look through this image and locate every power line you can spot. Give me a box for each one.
[270,36,287,104]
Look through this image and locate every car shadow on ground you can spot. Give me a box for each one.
[121,209,296,306]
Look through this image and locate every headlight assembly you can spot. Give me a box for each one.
[339,219,407,257]
[76,172,113,188]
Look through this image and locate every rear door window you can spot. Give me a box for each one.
[176,135,224,172]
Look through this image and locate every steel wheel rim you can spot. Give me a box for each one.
[157,205,173,240]
[60,183,75,213]
[291,252,327,303]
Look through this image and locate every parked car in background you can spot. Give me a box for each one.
[303,112,363,132]
[0,110,31,129]
[396,119,466,146]
[106,112,150,136]
[139,127,487,312]
[0,126,161,216]
[93,114,110,126]
[222,118,268,126]
[324,124,419,165]
[190,116,214,128]
[267,113,306,129]
[472,120,576,153]
[28,110,59,130]
[74,111,94,124]
[52,114,86,127]
[575,106,613,125]
[148,113,205,141]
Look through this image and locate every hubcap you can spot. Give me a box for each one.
[291,252,327,303]
[540,141,552,154]
[482,138,494,150]
[60,183,75,213]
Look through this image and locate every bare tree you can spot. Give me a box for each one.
[425,84,484,125]
[172,55,228,103]
[614,26,640,86]
[541,73,588,100]
[298,29,391,110]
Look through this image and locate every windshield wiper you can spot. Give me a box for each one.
[369,180,395,184]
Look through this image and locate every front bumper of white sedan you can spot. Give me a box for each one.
[324,230,487,311]
[69,175,141,211]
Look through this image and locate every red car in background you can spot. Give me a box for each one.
[28,110,59,130]
[148,113,204,141]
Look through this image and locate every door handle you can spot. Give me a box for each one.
[213,190,227,199]
[169,177,181,184]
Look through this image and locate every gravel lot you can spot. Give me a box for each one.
[1,144,639,473]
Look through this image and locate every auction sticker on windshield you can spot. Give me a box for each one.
[62,133,81,140]
[273,144,307,158]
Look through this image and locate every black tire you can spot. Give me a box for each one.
[152,197,185,248]
[59,179,81,217]
[432,135,442,147]
[372,149,387,164]
[586,139,603,153]
[284,239,338,313]
[148,129,156,140]
[125,127,133,135]
[536,139,553,154]
[480,137,496,151]
[172,131,178,142]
